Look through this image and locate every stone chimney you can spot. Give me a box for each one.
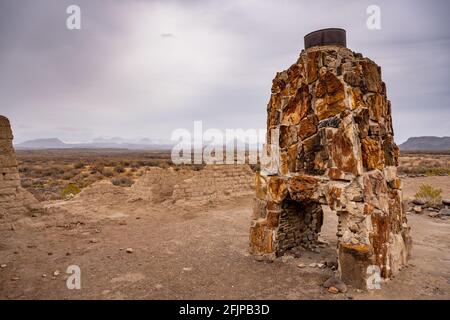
[0,115,42,219]
[249,29,412,289]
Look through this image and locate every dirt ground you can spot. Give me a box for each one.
[0,176,449,300]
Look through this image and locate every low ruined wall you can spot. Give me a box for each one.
[131,167,194,203]
[130,165,255,206]
[171,165,254,206]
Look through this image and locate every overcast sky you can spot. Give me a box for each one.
[0,0,449,144]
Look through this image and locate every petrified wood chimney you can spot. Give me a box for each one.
[250,29,412,289]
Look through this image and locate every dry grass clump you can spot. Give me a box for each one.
[414,184,442,207]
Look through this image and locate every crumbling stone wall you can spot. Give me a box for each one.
[249,41,412,289]
[0,116,42,218]
[131,167,194,203]
[172,165,254,206]
[130,165,254,206]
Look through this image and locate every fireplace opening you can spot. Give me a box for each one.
[276,198,324,255]
[276,198,340,265]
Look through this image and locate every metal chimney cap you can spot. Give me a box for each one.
[304,28,346,49]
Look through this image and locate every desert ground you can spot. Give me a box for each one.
[0,151,449,300]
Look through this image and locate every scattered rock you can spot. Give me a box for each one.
[428,212,440,218]
[323,276,347,293]
[42,274,47,278]
[281,255,294,263]
[118,220,127,225]
[0,264,6,268]
[182,267,193,272]
[309,263,317,268]
[442,199,450,206]
[413,206,422,214]
[11,277,20,281]
[89,238,98,243]
[317,263,325,268]
[412,199,425,206]
[297,263,306,268]
[325,259,338,270]
[53,270,60,276]
[328,287,339,294]
[126,248,134,253]
[439,208,450,216]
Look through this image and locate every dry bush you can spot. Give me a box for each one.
[90,164,104,174]
[111,176,134,187]
[115,165,126,174]
[61,183,81,199]
[125,171,133,177]
[61,169,78,180]
[102,168,114,177]
[74,162,85,169]
[414,184,442,207]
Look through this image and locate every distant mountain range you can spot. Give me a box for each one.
[15,138,174,150]
[15,136,450,152]
[399,136,450,152]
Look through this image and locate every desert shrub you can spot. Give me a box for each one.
[115,165,126,173]
[61,183,81,198]
[102,168,114,177]
[90,164,104,174]
[62,170,78,180]
[18,166,31,173]
[130,161,140,169]
[111,176,134,187]
[74,162,85,169]
[414,184,442,206]
[137,160,147,167]
[425,167,450,176]
[125,171,134,177]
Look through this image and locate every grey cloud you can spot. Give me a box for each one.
[0,0,449,144]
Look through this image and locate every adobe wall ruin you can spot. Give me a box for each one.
[131,165,254,206]
[0,115,42,219]
[249,30,412,289]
